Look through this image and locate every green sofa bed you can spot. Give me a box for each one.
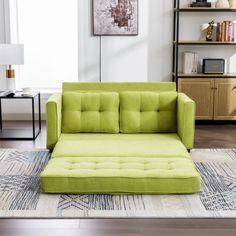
[40,82,200,194]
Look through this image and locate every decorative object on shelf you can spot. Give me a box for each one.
[215,0,230,8]
[202,58,225,74]
[93,0,138,36]
[206,20,215,41]
[210,0,217,8]
[190,0,211,7]
[229,0,236,8]
[22,87,33,97]
[0,90,14,97]
[183,52,199,74]
[201,22,217,41]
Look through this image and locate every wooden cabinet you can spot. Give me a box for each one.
[178,78,215,120]
[178,78,236,120]
[214,79,236,120]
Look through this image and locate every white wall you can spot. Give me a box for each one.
[78,0,100,82]
[78,0,173,83]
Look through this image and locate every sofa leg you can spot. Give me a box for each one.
[188,149,191,153]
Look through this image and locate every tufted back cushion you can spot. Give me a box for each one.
[120,92,177,133]
[62,92,119,133]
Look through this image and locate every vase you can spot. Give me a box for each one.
[229,0,236,8]
[216,0,230,8]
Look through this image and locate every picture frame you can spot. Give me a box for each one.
[93,0,139,36]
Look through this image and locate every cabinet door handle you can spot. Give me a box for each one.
[232,86,236,91]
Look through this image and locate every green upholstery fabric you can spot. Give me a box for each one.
[62,92,119,133]
[62,82,176,93]
[177,93,196,149]
[43,82,199,194]
[40,157,200,194]
[120,92,177,133]
[46,94,62,150]
[52,133,189,158]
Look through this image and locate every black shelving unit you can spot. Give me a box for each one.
[172,0,236,83]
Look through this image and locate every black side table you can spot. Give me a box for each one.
[0,92,41,140]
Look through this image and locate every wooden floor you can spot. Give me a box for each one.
[0,219,236,236]
[1,121,236,236]
[195,124,236,148]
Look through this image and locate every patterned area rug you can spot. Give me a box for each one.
[1,149,236,218]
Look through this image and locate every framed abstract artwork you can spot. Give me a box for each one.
[93,0,139,36]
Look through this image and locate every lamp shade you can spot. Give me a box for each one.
[0,44,24,65]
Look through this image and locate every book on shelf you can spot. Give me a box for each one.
[228,21,234,42]
[190,2,211,7]
[222,22,226,42]
[216,21,235,42]
[234,22,236,42]
[225,21,229,42]
[216,22,222,42]
[183,52,198,74]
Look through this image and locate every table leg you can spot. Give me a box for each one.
[0,99,2,131]
[38,93,41,131]
[32,97,35,139]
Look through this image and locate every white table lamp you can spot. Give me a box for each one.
[0,44,24,79]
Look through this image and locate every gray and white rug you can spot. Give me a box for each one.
[0,149,236,218]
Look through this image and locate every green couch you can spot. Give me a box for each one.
[40,82,200,194]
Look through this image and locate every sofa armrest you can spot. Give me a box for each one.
[46,93,62,150]
[177,93,196,150]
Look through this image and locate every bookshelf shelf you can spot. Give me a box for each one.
[175,8,236,12]
[173,0,236,82]
[174,73,236,78]
[175,41,236,45]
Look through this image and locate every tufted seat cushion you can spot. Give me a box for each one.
[120,91,178,133]
[62,92,119,133]
[40,157,200,194]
